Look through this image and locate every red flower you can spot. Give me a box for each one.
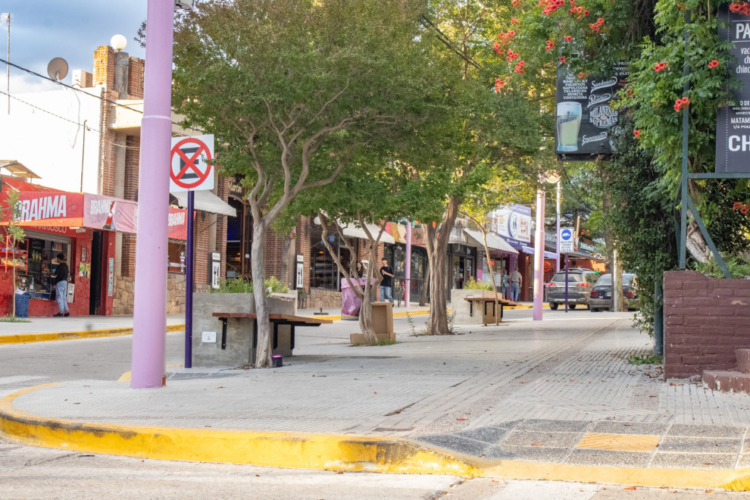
[743,207,749,215]
[634,130,641,138]
[560,56,567,63]
[734,201,742,210]
[674,97,690,112]
[709,59,720,69]
[597,18,605,24]
[565,35,573,41]
[578,72,584,78]
[654,62,667,72]
[584,10,589,15]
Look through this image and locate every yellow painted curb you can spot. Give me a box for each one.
[0,384,479,477]
[2,383,750,489]
[0,324,185,346]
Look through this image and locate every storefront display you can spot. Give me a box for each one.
[12,234,71,300]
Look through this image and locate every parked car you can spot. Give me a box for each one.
[546,269,596,310]
[589,273,639,312]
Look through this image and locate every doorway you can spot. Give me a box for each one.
[89,230,103,315]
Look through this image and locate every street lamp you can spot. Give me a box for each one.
[532,171,560,322]
[111,34,128,52]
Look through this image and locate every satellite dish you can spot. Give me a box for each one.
[47,57,69,81]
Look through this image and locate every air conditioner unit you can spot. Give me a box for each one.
[175,0,194,9]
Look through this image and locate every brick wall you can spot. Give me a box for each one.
[121,136,140,277]
[297,216,312,291]
[664,270,750,379]
[93,46,115,89]
[264,227,286,280]
[98,89,119,197]
[127,57,145,99]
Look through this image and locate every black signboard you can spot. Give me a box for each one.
[555,63,629,161]
[716,5,750,173]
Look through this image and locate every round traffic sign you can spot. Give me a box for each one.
[561,229,573,240]
[170,137,213,190]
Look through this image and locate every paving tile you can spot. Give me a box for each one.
[576,433,660,452]
[515,419,591,433]
[455,426,509,444]
[565,449,651,468]
[659,436,741,454]
[591,421,668,436]
[667,424,746,439]
[485,444,570,463]
[650,452,738,470]
[502,430,583,448]
[416,434,489,456]
[735,454,750,468]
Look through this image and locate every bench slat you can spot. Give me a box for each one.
[211,312,333,325]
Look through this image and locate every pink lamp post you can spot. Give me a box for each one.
[532,188,546,321]
[130,0,175,389]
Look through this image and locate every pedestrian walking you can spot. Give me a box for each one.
[510,266,522,302]
[53,253,70,317]
[379,258,394,304]
[501,269,510,299]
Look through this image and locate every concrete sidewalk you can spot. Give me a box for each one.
[7,312,750,489]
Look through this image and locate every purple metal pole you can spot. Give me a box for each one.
[185,191,194,368]
[130,0,174,389]
[533,189,545,321]
[565,253,569,313]
[405,221,411,308]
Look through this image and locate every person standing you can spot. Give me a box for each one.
[501,268,510,299]
[356,262,365,278]
[510,266,522,302]
[379,258,394,304]
[53,253,70,317]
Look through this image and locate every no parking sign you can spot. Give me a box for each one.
[169,135,215,192]
[560,227,575,253]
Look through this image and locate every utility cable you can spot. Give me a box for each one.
[419,15,481,70]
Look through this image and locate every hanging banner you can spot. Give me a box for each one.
[716,4,750,173]
[555,63,629,161]
[489,204,531,248]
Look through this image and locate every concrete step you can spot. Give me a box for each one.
[737,349,750,373]
[702,369,750,393]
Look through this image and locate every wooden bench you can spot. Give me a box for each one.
[463,297,520,322]
[212,313,332,351]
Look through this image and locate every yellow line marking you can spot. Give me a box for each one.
[576,433,661,453]
[117,364,184,383]
[2,383,750,489]
[0,324,185,346]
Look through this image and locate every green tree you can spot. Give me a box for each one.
[172,0,443,367]
[1,190,26,318]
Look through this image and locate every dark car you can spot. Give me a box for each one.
[589,273,638,312]
[546,269,595,310]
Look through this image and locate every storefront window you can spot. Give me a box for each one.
[310,226,337,290]
[15,236,71,300]
[167,240,186,275]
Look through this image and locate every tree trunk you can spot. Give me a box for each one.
[426,244,449,334]
[251,222,273,368]
[419,265,429,307]
[358,295,378,343]
[281,235,292,287]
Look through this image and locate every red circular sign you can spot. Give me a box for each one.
[170,137,213,189]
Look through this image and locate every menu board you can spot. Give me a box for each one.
[555,63,629,161]
[716,4,750,173]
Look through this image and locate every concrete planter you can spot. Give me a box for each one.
[451,289,497,325]
[192,293,296,368]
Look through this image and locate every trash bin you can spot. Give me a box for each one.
[14,294,30,318]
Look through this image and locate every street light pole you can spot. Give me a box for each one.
[130,0,175,389]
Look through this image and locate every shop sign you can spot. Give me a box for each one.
[489,205,531,247]
[84,195,137,232]
[716,4,750,173]
[555,63,629,160]
[13,192,83,227]
[228,175,246,199]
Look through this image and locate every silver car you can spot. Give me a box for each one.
[546,269,596,310]
[589,273,638,312]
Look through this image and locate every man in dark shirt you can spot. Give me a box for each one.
[379,258,394,304]
[53,253,70,317]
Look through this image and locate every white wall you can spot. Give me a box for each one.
[0,86,103,194]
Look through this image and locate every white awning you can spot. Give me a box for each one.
[464,229,518,254]
[340,223,395,244]
[172,190,237,217]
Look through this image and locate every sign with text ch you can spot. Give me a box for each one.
[716,5,750,173]
[559,227,575,253]
[170,135,215,192]
[555,64,629,161]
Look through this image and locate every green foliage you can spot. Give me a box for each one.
[627,354,663,365]
[464,278,494,290]
[603,117,678,337]
[210,277,289,295]
[0,316,31,323]
[693,254,750,279]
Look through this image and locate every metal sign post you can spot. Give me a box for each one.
[565,254,569,313]
[170,134,215,369]
[559,227,574,313]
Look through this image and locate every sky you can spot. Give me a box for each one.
[2,0,147,94]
